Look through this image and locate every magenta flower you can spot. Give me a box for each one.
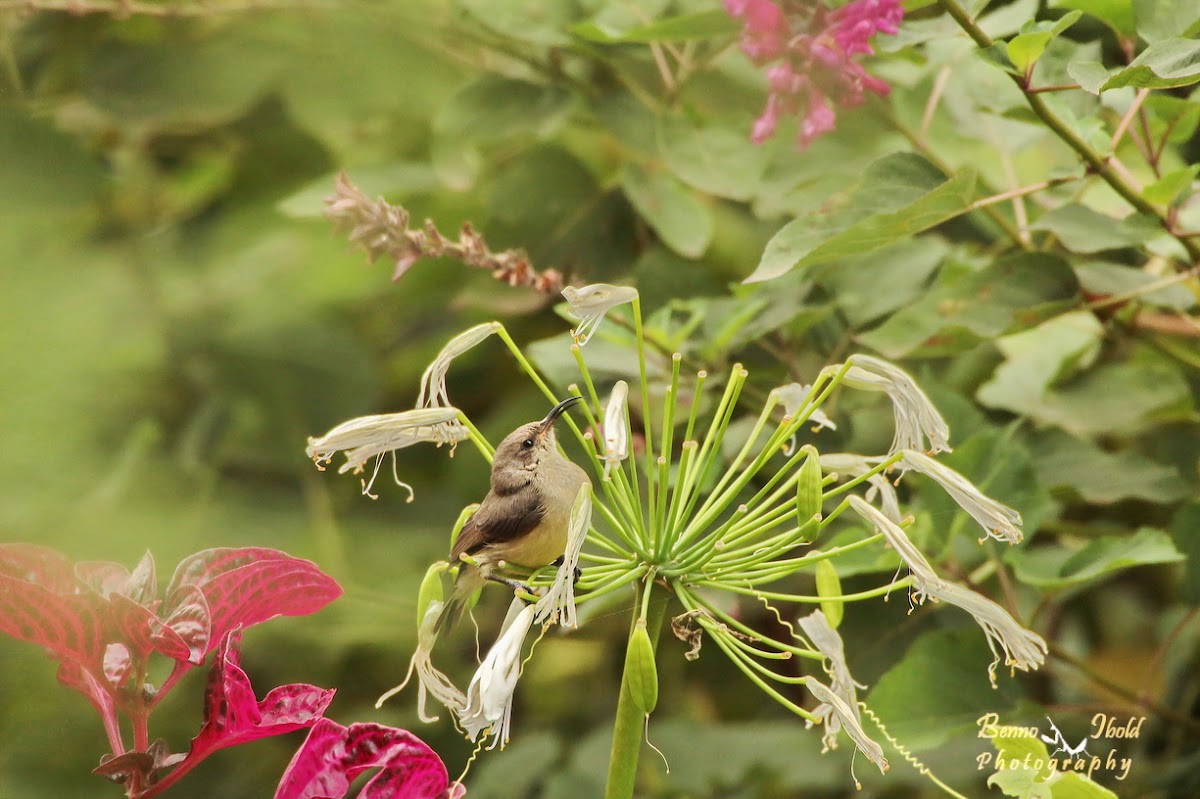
[725,0,904,150]
[0,544,342,797]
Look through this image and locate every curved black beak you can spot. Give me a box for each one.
[538,395,583,431]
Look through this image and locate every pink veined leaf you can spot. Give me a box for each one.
[75,560,133,597]
[109,594,193,664]
[0,575,108,667]
[103,642,133,689]
[0,543,76,590]
[123,550,158,605]
[273,719,464,799]
[159,584,211,664]
[191,563,341,656]
[162,548,341,657]
[166,547,302,596]
[185,629,335,764]
[57,660,119,731]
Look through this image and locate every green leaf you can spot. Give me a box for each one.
[977,312,1105,411]
[1068,60,1114,94]
[621,164,713,258]
[989,767,1053,799]
[1007,527,1185,589]
[867,628,1023,750]
[1169,503,1200,603]
[1101,39,1200,91]
[1029,430,1189,503]
[1051,0,1135,38]
[0,107,105,219]
[571,10,739,42]
[459,0,577,46]
[1134,0,1200,44]
[746,153,976,284]
[84,35,286,127]
[656,114,768,201]
[1029,204,1155,252]
[435,76,574,145]
[432,75,574,188]
[1142,164,1200,206]
[1049,773,1119,799]
[822,238,948,326]
[1006,11,1083,74]
[857,252,1079,359]
[1074,262,1196,309]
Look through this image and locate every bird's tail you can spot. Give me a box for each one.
[434,561,486,634]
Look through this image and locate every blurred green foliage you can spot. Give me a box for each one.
[1,0,1198,797]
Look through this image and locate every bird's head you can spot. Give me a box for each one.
[493,395,582,475]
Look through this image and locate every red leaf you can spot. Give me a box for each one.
[273,719,463,799]
[165,548,301,596]
[163,549,341,657]
[75,560,132,598]
[159,585,210,664]
[57,659,119,724]
[110,594,193,664]
[0,544,75,590]
[187,630,334,762]
[0,575,108,667]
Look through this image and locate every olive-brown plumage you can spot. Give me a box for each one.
[437,396,590,631]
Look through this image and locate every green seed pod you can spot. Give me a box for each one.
[815,558,844,629]
[416,562,447,628]
[796,446,823,532]
[625,619,659,714]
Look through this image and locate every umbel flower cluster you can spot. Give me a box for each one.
[726,0,904,149]
[306,284,1046,780]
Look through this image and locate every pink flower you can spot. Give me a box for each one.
[724,0,788,62]
[726,0,904,150]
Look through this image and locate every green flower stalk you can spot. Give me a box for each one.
[308,284,1046,795]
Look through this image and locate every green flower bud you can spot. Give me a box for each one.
[449,502,480,550]
[626,619,659,714]
[416,562,448,627]
[815,558,844,629]
[796,446,823,534]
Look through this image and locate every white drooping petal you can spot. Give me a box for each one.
[798,609,865,714]
[922,579,1048,687]
[842,355,950,455]
[820,454,901,524]
[561,283,638,346]
[849,497,1046,688]
[306,408,468,497]
[534,485,592,628]
[376,600,467,722]
[777,382,837,432]
[460,599,538,747]
[806,678,889,775]
[417,322,503,409]
[602,381,629,478]
[848,495,939,588]
[898,450,1023,544]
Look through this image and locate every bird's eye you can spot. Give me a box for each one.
[522,438,535,449]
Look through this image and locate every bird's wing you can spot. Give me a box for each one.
[450,489,546,561]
